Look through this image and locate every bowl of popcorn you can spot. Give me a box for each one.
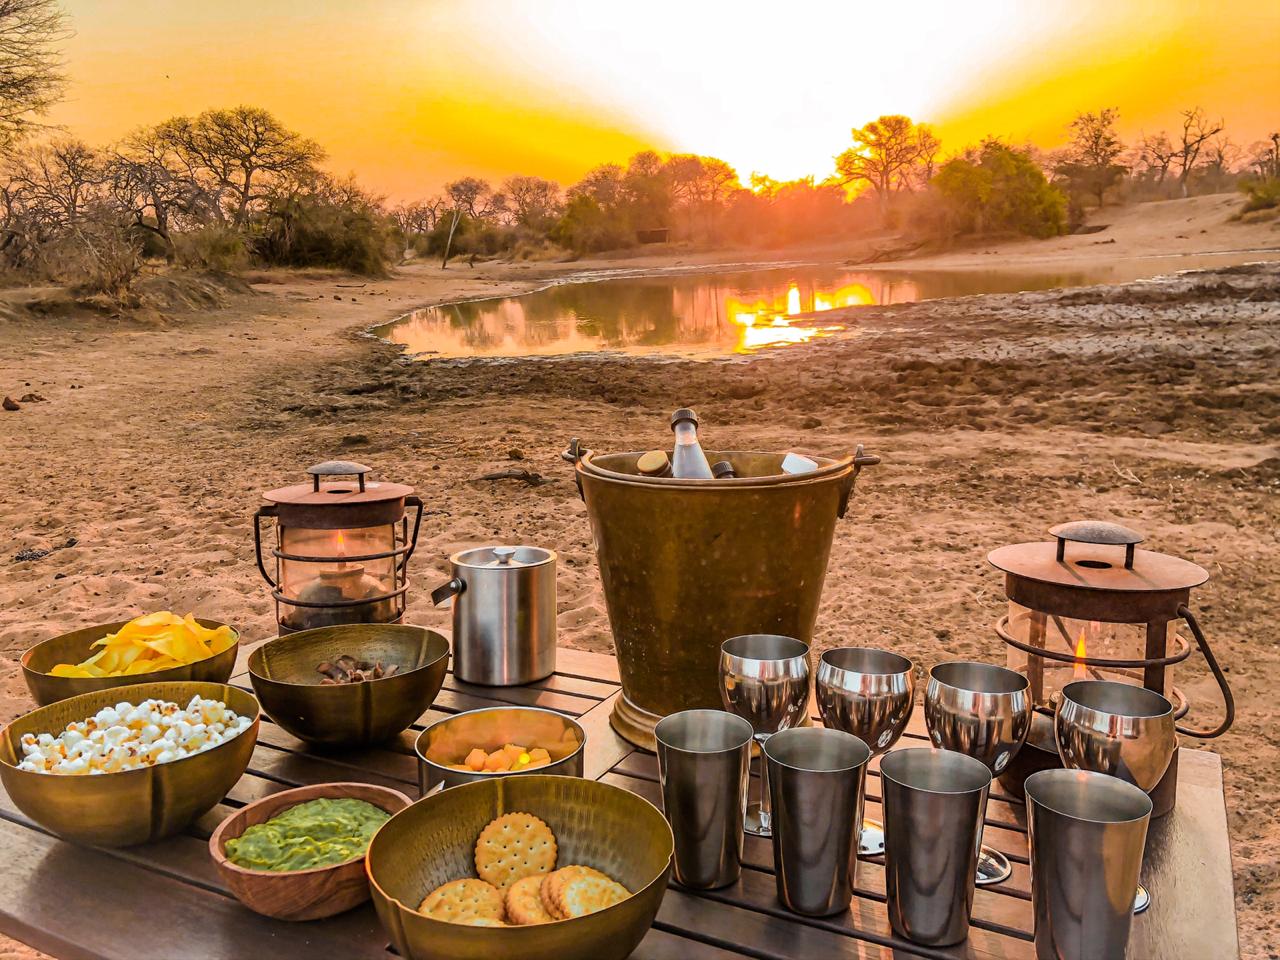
[366,774,673,960]
[249,624,449,747]
[0,681,260,847]
[22,612,240,706]
[414,706,586,794]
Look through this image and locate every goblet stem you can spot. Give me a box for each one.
[745,733,773,837]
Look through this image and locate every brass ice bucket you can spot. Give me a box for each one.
[570,444,878,749]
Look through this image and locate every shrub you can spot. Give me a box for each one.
[931,141,1067,239]
[173,226,250,272]
[1240,176,1280,213]
[68,219,144,303]
[255,196,397,276]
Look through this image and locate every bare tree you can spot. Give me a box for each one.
[444,177,491,218]
[1135,132,1178,187]
[107,125,220,253]
[0,0,68,148]
[153,106,325,227]
[502,175,561,228]
[1055,108,1127,207]
[1173,108,1224,197]
[4,138,104,226]
[908,125,942,190]
[391,198,444,235]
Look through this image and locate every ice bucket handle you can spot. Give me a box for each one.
[562,438,586,500]
[838,445,882,519]
[1174,604,1235,739]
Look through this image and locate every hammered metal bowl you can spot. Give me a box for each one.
[415,706,586,794]
[367,775,673,960]
[21,619,240,706]
[0,681,259,847]
[248,624,449,747]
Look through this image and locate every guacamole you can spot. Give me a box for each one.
[225,797,391,872]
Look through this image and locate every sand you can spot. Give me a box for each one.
[0,195,1277,958]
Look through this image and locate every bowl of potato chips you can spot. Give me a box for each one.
[22,612,240,706]
[367,774,673,960]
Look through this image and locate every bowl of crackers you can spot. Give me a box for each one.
[366,774,673,960]
[414,706,586,794]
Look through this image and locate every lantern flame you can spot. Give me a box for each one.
[1073,631,1088,681]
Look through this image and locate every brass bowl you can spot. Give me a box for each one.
[0,681,260,847]
[21,618,240,706]
[415,706,586,795]
[249,624,449,747]
[367,775,673,960]
[210,781,413,921]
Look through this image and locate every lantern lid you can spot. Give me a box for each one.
[988,520,1208,594]
[263,460,414,507]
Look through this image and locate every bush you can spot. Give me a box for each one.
[255,196,397,276]
[173,226,250,272]
[68,219,144,303]
[1240,177,1280,213]
[930,141,1067,239]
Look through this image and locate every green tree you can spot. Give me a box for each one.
[934,141,1066,238]
[836,115,928,211]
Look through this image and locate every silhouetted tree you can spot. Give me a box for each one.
[836,115,926,211]
[502,175,561,229]
[1055,108,1127,207]
[1173,108,1224,197]
[0,0,67,148]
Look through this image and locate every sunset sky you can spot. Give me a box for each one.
[54,0,1280,200]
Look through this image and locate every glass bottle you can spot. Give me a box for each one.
[669,408,714,479]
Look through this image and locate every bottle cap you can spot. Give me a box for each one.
[637,450,671,475]
[670,408,699,430]
[711,460,737,479]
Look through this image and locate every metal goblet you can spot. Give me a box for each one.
[1056,679,1176,915]
[816,647,915,856]
[719,634,811,838]
[924,661,1032,886]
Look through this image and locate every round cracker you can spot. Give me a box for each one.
[539,864,608,919]
[474,812,558,892]
[418,878,505,924]
[505,874,556,925]
[462,917,507,927]
[553,872,630,919]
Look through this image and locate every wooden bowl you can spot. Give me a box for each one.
[0,681,259,847]
[210,782,413,921]
[22,619,240,706]
[249,624,449,747]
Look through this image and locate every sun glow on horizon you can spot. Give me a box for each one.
[49,0,1280,199]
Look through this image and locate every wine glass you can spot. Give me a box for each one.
[719,634,811,838]
[815,647,915,855]
[1055,679,1176,914]
[924,661,1031,886]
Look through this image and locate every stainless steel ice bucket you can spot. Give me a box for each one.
[431,545,557,686]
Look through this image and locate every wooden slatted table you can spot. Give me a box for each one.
[0,645,1238,959]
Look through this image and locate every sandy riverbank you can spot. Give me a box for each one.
[0,196,1277,958]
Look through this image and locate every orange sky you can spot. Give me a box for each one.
[52,1,1280,200]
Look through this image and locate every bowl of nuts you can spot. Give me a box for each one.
[248,624,449,747]
[0,680,260,847]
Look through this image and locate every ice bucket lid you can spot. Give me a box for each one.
[451,545,555,569]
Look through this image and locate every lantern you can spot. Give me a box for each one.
[988,520,1234,815]
[253,461,423,633]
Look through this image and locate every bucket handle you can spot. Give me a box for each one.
[562,438,586,500]
[1174,604,1234,739]
[838,445,881,519]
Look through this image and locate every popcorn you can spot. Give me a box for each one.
[14,696,252,776]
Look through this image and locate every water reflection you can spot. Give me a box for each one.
[371,264,1098,359]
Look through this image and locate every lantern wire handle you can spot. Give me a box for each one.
[1175,605,1235,739]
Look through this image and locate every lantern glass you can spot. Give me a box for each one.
[278,524,401,631]
[1003,601,1176,709]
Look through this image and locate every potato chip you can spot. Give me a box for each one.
[48,612,236,678]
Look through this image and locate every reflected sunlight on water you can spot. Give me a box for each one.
[369,261,1172,360]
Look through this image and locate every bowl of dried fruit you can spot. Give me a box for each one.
[367,774,673,960]
[415,706,586,794]
[248,624,449,747]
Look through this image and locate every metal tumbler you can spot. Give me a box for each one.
[763,727,870,917]
[881,747,992,947]
[1026,769,1152,960]
[655,709,753,889]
